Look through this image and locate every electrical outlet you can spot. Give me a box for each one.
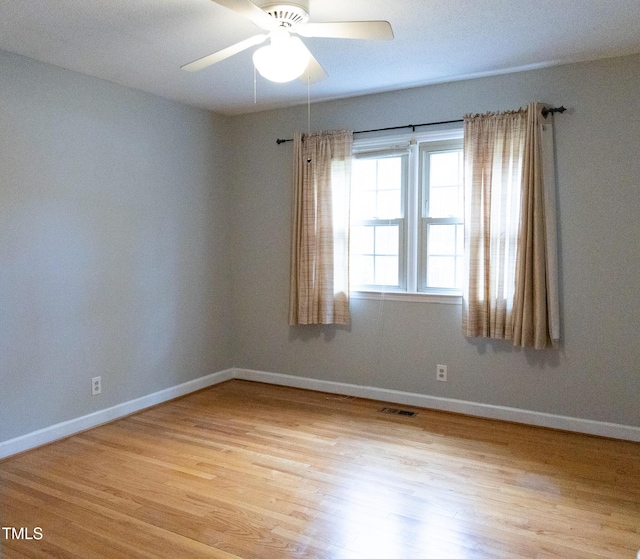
[91,376,102,396]
[436,364,448,382]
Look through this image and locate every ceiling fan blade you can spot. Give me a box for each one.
[298,47,328,84]
[295,21,393,41]
[210,0,278,31]
[181,34,268,72]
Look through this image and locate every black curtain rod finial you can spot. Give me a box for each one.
[542,105,566,119]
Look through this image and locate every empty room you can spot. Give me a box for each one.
[1,1,639,558]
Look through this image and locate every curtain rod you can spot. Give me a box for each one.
[275,106,566,144]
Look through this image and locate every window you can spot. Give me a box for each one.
[350,152,408,289]
[350,128,463,299]
[420,142,464,291]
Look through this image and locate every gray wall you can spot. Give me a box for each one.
[229,54,640,427]
[2,50,638,445]
[0,51,234,442]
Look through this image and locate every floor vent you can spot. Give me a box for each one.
[380,407,417,417]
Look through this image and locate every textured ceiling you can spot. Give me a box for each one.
[1,0,640,115]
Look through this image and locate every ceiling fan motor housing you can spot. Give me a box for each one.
[257,0,310,26]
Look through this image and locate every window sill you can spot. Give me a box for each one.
[351,290,462,305]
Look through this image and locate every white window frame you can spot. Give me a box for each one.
[350,125,464,304]
[351,149,409,292]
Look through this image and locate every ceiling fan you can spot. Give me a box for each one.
[181,0,393,83]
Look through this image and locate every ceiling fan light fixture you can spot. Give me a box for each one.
[252,32,310,83]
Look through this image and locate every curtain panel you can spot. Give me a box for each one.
[462,103,560,349]
[289,130,353,326]
[512,103,560,348]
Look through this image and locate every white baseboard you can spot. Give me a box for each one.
[0,368,234,460]
[233,368,640,443]
[3,366,639,460]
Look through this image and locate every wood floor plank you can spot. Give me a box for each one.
[2,379,639,558]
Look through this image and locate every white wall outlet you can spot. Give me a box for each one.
[436,364,448,382]
[91,376,102,396]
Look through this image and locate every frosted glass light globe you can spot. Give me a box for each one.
[253,30,310,83]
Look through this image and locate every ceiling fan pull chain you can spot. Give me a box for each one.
[306,69,312,162]
[254,65,257,104]
[307,69,311,137]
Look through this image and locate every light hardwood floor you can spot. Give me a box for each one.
[1,380,639,558]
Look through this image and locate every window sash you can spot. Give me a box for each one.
[419,218,464,293]
[350,219,406,290]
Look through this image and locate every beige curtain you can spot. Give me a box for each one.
[289,130,353,325]
[462,104,560,348]
[512,103,560,348]
[463,109,527,341]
